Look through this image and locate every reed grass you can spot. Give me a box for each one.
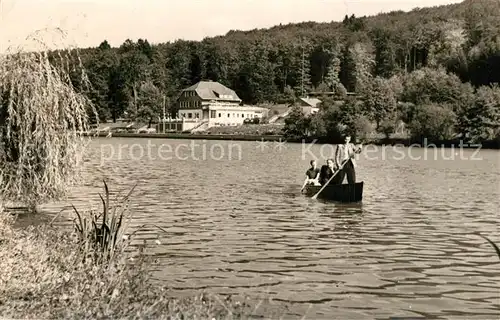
[71,180,137,265]
[0,49,96,211]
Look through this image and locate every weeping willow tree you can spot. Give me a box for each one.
[0,49,96,211]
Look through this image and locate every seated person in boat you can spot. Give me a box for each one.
[301,160,321,191]
[319,158,340,186]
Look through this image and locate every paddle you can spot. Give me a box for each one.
[311,158,350,200]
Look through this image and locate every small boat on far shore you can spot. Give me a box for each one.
[304,182,364,203]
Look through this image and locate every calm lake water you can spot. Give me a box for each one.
[38,137,499,319]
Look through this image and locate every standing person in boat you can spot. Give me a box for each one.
[300,159,320,192]
[319,158,338,186]
[334,134,362,184]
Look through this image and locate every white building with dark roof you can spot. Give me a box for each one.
[294,97,322,115]
[159,80,266,132]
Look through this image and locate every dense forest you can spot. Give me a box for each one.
[54,0,499,143]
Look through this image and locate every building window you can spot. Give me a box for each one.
[210,110,216,118]
[218,113,221,117]
[242,114,244,118]
[195,113,199,118]
[228,113,230,117]
[188,113,192,119]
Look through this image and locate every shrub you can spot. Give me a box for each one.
[459,84,500,142]
[408,103,457,142]
[352,115,373,141]
[283,105,311,139]
[378,116,398,139]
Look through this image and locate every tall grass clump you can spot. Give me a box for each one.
[0,49,95,211]
[72,180,136,265]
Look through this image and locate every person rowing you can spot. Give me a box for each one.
[334,134,362,184]
[300,159,321,192]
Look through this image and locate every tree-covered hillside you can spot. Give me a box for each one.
[55,0,500,142]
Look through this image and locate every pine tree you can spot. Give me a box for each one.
[339,43,357,92]
[293,44,312,97]
[372,27,397,77]
[351,43,374,93]
[324,56,341,90]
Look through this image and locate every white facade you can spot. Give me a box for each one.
[178,108,203,120]
[177,102,265,127]
[156,119,202,133]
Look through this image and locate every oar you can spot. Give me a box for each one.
[311,158,350,200]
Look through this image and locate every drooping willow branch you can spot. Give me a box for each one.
[0,50,97,210]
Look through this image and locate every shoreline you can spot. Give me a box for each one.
[88,132,500,150]
[0,204,259,319]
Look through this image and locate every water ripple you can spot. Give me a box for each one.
[34,139,500,319]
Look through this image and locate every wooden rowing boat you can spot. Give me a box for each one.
[304,182,363,203]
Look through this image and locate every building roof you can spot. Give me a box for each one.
[299,97,322,108]
[183,81,241,101]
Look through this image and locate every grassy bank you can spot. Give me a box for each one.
[92,131,284,142]
[0,189,264,319]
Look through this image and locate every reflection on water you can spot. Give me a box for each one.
[35,138,500,319]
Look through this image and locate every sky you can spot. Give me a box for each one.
[0,0,464,53]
